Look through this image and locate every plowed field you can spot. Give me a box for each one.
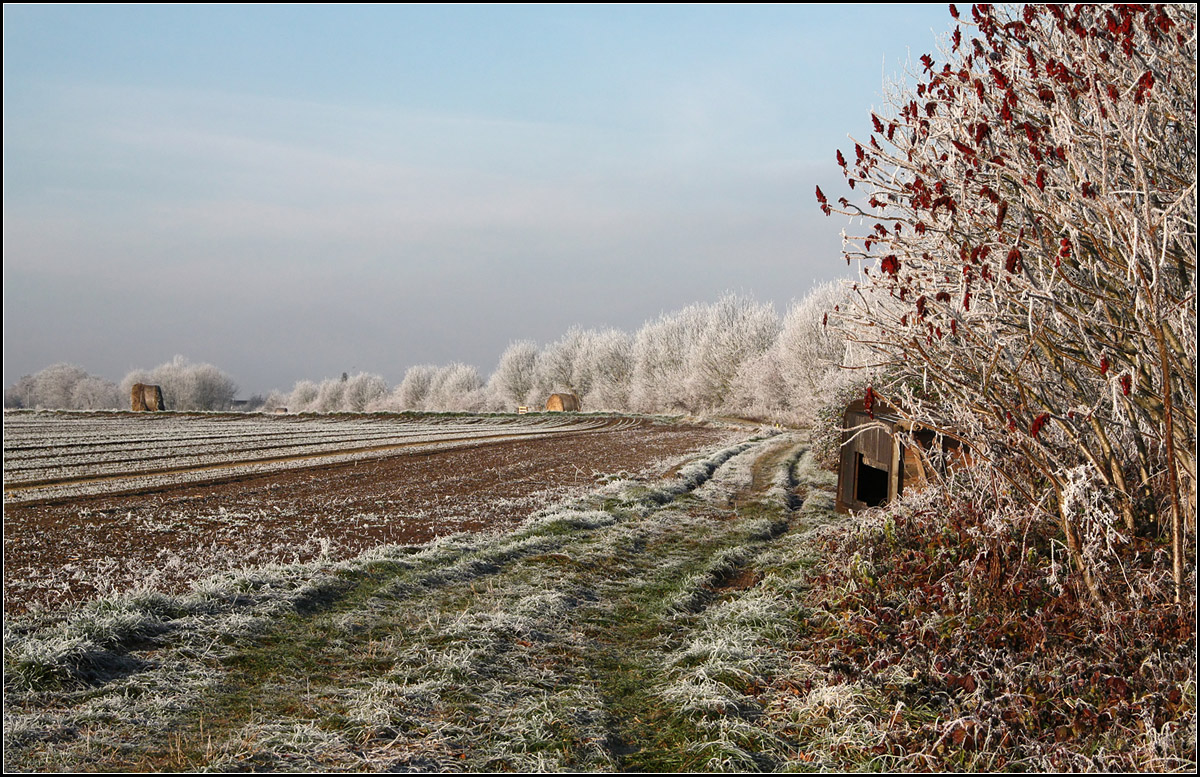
[3,411,736,614]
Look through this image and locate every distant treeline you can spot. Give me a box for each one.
[4,285,864,425]
[4,356,240,414]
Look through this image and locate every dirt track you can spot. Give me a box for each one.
[3,420,736,615]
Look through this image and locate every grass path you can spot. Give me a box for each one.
[4,430,847,771]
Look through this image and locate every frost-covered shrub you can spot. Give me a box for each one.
[821,4,1196,601]
[809,372,877,472]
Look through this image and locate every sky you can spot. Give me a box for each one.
[4,4,955,396]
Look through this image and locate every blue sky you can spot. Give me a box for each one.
[4,4,955,395]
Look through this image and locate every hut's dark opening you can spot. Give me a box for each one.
[855,453,890,507]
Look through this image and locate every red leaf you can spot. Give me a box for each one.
[1005,247,1022,274]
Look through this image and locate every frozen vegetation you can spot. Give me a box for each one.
[8,426,1189,771]
[3,5,1194,771]
[6,286,861,424]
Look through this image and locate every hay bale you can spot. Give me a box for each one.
[131,383,166,411]
[131,383,147,411]
[545,392,581,412]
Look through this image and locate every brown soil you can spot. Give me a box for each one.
[3,421,734,616]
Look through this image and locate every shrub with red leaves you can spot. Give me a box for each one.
[794,491,1196,770]
[818,3,1195,604]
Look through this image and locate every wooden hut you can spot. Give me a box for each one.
[545,392,581,412]
[836,398,965,513]
[131,383,167,412]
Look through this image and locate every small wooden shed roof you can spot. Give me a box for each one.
[836,398,965,513]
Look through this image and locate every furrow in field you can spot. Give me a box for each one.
[2,416,637,504]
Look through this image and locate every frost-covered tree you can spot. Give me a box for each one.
[70,376,123,410]
[287,379,320,412]
[575,328,633,411]
[281,372,387,412]
[775,282,857,423]
[3,374,35,409]
[684,294,781,413]
[426,363,485,411]
[4,363,120,409]
[343,372,389,412]
[628,303,709,414]
[122,356,238,411]
[531,327,588,402]
[33,363,91,409]
[821,4,1196,601]
[725,348,792,422]
[313,376,347,413]
[487,340,539,410]
[394,364,438,410]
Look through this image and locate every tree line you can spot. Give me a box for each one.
[4,285,861,425]
[4,356,240,413]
